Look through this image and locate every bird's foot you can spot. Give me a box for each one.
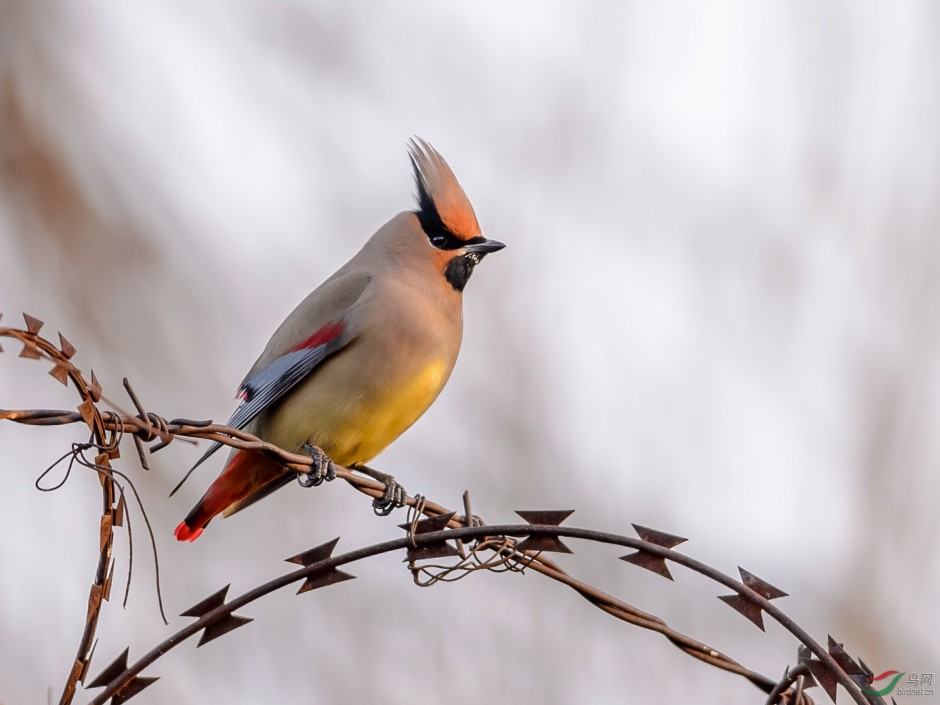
[297,444,335,487]
[352,464,407,516]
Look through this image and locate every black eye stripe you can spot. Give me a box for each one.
[426,229,484,251]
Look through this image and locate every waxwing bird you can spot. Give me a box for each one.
[174,139,504,541]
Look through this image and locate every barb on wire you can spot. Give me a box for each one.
[0,314,887,705]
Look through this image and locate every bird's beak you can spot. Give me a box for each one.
[464,238,506,256]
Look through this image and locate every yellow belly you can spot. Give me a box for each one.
[259,358,450,467]
[323,359,448,465]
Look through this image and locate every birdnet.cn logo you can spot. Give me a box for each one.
[863,670,934,697]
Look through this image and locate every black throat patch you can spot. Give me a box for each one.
[444,253,480,292]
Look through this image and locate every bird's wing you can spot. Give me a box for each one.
[170,272,371,495]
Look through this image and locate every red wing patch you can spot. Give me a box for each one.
[288,321,345,353]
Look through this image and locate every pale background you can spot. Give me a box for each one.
[1,2,938,704]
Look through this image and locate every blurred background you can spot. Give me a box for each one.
[1,1,938,703]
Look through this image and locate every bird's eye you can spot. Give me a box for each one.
[430,234,447,248]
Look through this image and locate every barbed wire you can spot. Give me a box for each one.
[1,314,123,705]
[0,314,886,705]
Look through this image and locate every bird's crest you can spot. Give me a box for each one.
[409,138,481,241]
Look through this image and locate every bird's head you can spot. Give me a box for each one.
[408,138,505,292]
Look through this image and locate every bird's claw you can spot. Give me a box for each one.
[352,464,407,516]
[372,478,406,517]
[297,443,335,487]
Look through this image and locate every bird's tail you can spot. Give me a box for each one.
[174,449,286,541]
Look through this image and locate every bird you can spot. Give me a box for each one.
[173,139,505,541]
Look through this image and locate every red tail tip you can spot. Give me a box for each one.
[174,521,204,542]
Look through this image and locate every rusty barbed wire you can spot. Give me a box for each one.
[0,314,123,705]
[84,520,884,705]
[0,314,886,705]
